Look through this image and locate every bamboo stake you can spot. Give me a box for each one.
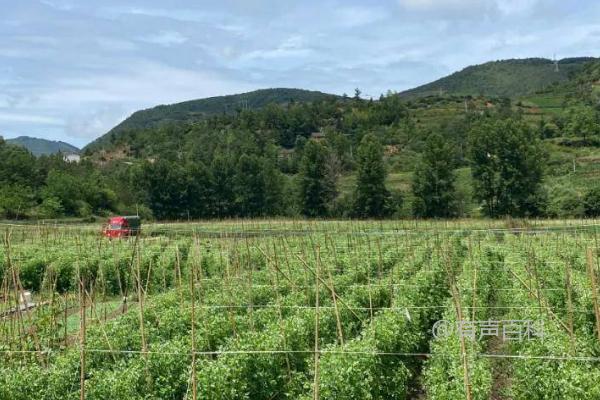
[224,244,238,340]
[135,241,150,388]
[190,241,198,400]
[295,255,364,323]
[244,238,255,332]
[77,247,86,400]
[324,250,344,346]
[176,244,184,312]
[565,260,576,353]
[507,267,570,334]
[64,293,68,347]
[313,245,320,400]
[586,248,600,342]
[444,248,472,400]
[271,241,292,383]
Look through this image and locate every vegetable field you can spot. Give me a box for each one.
[1,219,600,399]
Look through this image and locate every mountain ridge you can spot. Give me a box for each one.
[84,57,599,153]
[399,57,597,98]
[5,136,80,156]
[84,88,340,151]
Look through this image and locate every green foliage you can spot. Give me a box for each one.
[469,118,546,217]
[412,134,458,217]
[37,196,65,218]
[583,185,600,216]
[545,183,584,217]
[401,58,594,98]
[0,184,35,219]
[298,140,337,217]
[565,107,600,139]
[352,134,392,218]
[19,258,47,292]
[42,168,116,217]
[85,88,338,151]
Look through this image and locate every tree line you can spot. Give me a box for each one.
[1,92,600,220]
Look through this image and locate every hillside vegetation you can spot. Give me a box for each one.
[401,57,596,98]
[2,58,600,221]
[85,88,339,151]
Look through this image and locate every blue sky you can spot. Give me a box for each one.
[1,0,599,147]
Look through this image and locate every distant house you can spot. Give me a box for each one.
[63,153,81,163]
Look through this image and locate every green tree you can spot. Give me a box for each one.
[0,184,34,219]
[412,134,457,218]
[141,160,191,220]
[42,170,83,215]
[211,154,236,218]
[352,134,391,217]
[469,118,546,217]
[261,156,285,215]
[234,154,265,217]
[0,140,37,187]
[566,107,600,140]
[186,161,215,219]
[38,196,65,218]
[583,186,600,217]
[298,140,336,217]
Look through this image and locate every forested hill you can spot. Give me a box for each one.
[85,88,339,151]
[400,57,597,98]
[3,59,600,221]
[5,136,80,156]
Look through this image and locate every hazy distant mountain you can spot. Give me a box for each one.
[400,57,597,98]
[6,136,80,156]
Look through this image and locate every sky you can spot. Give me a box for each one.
[1,0,600,147]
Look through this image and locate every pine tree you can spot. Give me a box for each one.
[211,154,236,218]
[234,154,265,217]
[353,134,391,218]
[298,140,335,217]
[412,134,457,218]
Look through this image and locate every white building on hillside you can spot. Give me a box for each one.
[63,153,81,163]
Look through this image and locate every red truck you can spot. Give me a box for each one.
[103,216,141,238]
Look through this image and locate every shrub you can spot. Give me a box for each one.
[583,186,600,217]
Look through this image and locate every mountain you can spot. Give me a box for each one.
[5,136,80,156]
[84,58,600,156]
[85,88,339,151]
[400,57,597,99]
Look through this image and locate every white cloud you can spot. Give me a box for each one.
[139,31,188,47]
[496,0,539,15]
[1,0,599,145]
[397,0,484,11]
[0,112,63,125]
[336,6,387,27]
[237,35,313,67]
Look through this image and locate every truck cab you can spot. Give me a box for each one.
[103,216,141,238]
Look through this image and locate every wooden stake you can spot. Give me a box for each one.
[135,242,150,388]
[586,248,600,342]
[324,249,344,346]
[271,241,292,383]
[77,254,86,400]
[444,249,472,400]
[565,260,576,353]
[190,240,198,400]
[313,245,320,400]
